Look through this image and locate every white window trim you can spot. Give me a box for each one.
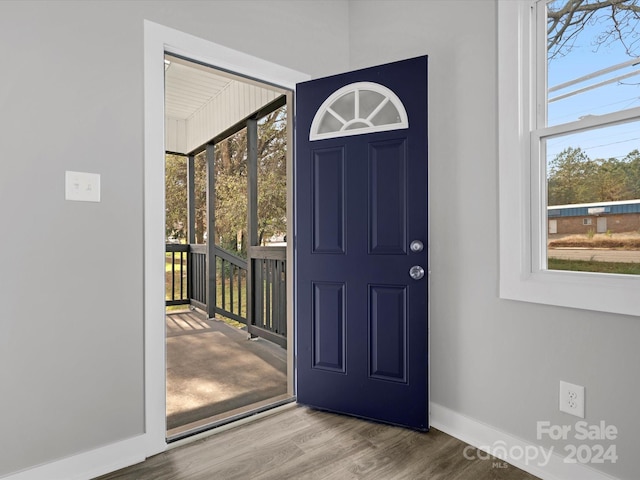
[498,1,640,317]
[309,81,408,141]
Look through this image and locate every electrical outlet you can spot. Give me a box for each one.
[559,381,585,418]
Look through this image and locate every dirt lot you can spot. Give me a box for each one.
[548,231,640,249]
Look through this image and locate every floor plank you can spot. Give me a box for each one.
[97,406,540,480]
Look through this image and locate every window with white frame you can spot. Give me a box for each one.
[309,82,409,141]
[498,0,640,316]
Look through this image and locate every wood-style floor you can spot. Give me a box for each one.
[98,406,539,480]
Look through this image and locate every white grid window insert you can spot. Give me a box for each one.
[497,1,640,317]
[310,82,409,141]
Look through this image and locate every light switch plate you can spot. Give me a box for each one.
[65,171,100,202]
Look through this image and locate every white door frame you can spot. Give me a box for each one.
[143,20,309,457]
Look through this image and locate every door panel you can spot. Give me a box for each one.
[312,148,346,254]
[369,139,407,254]
[295,56,428,430]
[312,281,346,372]
[369,284,407,382]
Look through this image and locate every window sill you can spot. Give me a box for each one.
[500,263,640,317]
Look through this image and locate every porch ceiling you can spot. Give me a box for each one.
[165,59,234,120]
[164,54,286,154]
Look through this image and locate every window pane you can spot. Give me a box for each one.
[318,112,343,134]
[371,100,401,126]
[359,90,386,119]
[331,92,356,123]
[546,0,640,127]
[545,120,640,274]
[344,121,370,131]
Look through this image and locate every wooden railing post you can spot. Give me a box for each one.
[206,143,216,319]
[187,154,196,245]
[247,119,258,337]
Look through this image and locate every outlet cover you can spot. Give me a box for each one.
[559,380,585,418]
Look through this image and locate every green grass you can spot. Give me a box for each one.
[166,253,186,272]
[548,258,640,275]
[164,256,248,329]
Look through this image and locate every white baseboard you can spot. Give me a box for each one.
[0,435,148,480]
[3,403,622,480]
[1,402,298,480]
[430,403,619,480]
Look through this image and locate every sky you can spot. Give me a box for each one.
[545,2,640,163]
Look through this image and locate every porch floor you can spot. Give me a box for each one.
[166,310,288,435]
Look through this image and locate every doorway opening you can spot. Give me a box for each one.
[163,54,293,440]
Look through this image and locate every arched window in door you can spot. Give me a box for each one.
[309,82,409,141]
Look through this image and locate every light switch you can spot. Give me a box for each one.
[65,171,101,202]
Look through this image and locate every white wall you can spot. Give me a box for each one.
[2,0,638,479]
[0,1,348,478]
[348,2,639,479]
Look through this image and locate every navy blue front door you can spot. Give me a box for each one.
[295,56,428,430]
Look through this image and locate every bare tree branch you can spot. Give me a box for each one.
[548,0,640,60]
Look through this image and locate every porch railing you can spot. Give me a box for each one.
[165,243,286,347]
[166,244,189,306]
[188,244,208,311]
[213,247,247,324]
[248,247,287,348]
